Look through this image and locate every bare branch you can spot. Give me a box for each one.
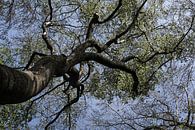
[98,0,123,24]
[48,0,53,21]
[72,39,103,54]
[173,15,195,51]
[85,13,99,40]
[45,86,80,129]
[77,1,148,54]
[26,80,68,118]
[85,0,122,40]
[80,52,139,95]
[145,58,171,86]
[42,20,53,55]
[41,0,54,55]
[68,38,140,94]
[100,0,148,52]
[24,52,47,70]
[122,15,195,64]
[80,63,91,83]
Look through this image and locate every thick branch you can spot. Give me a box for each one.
[48,0,53,21]
[85,13,99,40]
[82,0,147,53]
[24,51,47,70]
[68,52,139,94]
[72,39,102,53]
[85,53,139,94]
[69,39,139,94]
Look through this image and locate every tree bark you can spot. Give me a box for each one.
[0,55,67,104]
[0,48,139,104]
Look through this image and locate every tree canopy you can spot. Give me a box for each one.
[0,0,194,129]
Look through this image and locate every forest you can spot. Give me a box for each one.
[0,0,194,129]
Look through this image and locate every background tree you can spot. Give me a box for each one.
[89,59,195,129]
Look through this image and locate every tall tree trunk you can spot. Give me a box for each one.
[0,50,139,104]
[0,55,67,104]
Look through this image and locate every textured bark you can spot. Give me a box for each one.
[0,43,139,105]
[0,55,67,104]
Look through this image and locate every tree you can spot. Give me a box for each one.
[89,59,195,129]
[0,0,194,129]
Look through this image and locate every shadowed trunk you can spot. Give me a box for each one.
[0,47,139,105]
[0,55,67,104]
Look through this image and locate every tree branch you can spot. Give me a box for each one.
[26,80,68,119]
[42,20,53,55]
[85,0,123,40]
[122,15,195,63]
[45,85,81,129]
[97,0,122,24]
[48,0,53,21]
[41,0,54,55]
[24,51,47,70]
[85,13,99,40]
[100,0,148,52]
[79,52,139,95]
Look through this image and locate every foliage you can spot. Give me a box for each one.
[89,60,195,129]
[0,103,35,129]
[0,0,194,129]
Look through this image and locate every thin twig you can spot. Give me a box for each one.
[45,87,80,129]
[85,0,123,40]
[101,0,148,52]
